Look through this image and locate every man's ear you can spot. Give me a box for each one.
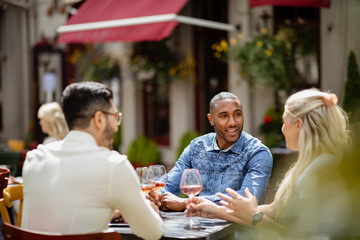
[207,113,214,126]
[92,111,105,130]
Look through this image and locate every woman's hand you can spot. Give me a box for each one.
[185,197,223,219]
[216,187,258,226]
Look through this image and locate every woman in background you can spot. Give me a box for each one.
[38,102,69,144]
[186,89,351,238]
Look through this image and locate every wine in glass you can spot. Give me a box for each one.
[138,167,155,194]
[149,165,168,192]
[180,168,203,229]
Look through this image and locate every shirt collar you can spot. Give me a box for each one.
[64,130,98,146]
[213,137,234,152]
[206,132,245,154]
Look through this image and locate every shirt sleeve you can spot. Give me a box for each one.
[203,148,273,204]
[160,145,192,196]
[110,157,163,240]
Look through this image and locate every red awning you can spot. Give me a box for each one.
[250,0,330,8]
[57,0,188,43]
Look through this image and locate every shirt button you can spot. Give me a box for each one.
[215,171,218,174]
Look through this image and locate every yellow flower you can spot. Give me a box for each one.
[186,54,196,68]
[237,33,243,39]
[69,50,81,64]
[261,28,269,35]
[230,37,237,45]
[216,45,223,52]
[220,40,227,47]
[169,67,177,76]
[178,62,185,69]
[265,49,272,56]
[256,41,263,47]
[180,70,188,78]
[211,43,218,50]
[214,52,221,58]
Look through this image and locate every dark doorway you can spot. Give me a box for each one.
[192,0,229,134]
[274,7,321,92]
[32,40,66,144]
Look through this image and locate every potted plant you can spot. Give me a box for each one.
[69,45,120,82]
[130,41,196,91]
[126,135,161,168]
[259,108,284,148]
[175,131,199,160]
[343,51,360,123]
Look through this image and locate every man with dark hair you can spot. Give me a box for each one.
[149,92,273,212]
[22,82,163,240]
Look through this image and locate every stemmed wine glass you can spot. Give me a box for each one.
[136,167,155,194]
[180,168,202,229]
[149,165,168,192]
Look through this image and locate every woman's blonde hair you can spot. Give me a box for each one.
[38,102,69,140]
[273,88,350,218]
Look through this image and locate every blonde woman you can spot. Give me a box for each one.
[38,102,69,144]
[186,89,351,238]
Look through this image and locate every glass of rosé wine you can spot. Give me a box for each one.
[180,168,202,229]
[149,165,168,192]
[137,167,155,194]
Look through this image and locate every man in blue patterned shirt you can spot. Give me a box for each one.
[149,92,273,211]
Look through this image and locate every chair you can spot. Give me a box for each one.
[0,168,10,198]
[1,222,121,240]
[0,184,23,226]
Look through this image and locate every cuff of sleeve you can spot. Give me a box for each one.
[202,195,221,205]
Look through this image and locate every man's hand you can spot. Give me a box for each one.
[160,192,186,211]
[147,199,160,214]
[147,189,163,207]
[147,190,187,211]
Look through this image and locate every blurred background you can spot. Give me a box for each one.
[0,0,359,174]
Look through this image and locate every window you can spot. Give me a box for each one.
[274,7,321,91]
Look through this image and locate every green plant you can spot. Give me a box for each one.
[112,124,122,151]
[130,41,195,84]
[176,131,199,160]
[343,51,360,123]
[212,29,297,93]
[69,45,120,82]
[83,55,120,82]
[259,108,284,148]
[126,135,160,167]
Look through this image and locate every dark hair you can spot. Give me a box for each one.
[61,82,113,130]
[209,92,240,111]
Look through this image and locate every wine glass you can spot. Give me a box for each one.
[149,165,168,192]
[180,168,202,229]
[137,167,155,194]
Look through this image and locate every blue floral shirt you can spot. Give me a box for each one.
[162,132,273,204]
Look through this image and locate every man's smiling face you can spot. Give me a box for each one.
[207,98,244,150]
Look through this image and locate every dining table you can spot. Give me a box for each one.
[107,211,253,240]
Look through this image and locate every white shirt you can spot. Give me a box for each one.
[42,136,57,145]
[22,131,163,240]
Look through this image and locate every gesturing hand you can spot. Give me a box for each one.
[185,197,220,219]
[216,188,258,226]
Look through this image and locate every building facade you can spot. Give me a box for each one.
[0,0,359,167]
